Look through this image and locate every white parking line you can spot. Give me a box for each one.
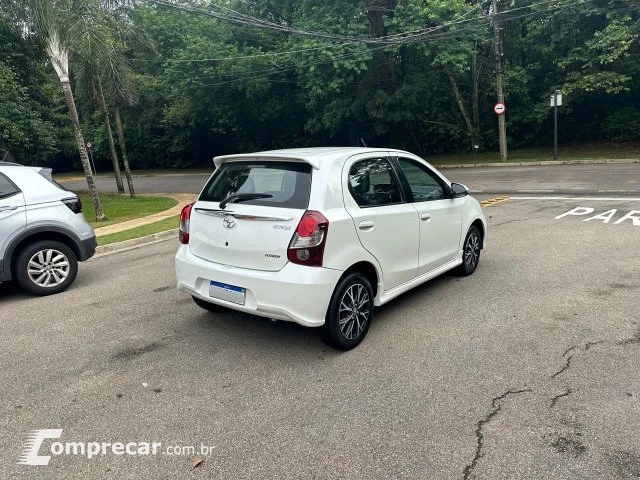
[509,196,640,202]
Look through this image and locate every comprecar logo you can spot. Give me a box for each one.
[18,429,63,466]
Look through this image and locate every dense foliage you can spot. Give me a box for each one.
[1,0,639,170]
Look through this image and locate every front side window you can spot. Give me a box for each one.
[199,161,312,209]
[397,157,448,202]
[348,158,403,207]
[0,173,20,200]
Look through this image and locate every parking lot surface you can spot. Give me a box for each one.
[1,194,639,479]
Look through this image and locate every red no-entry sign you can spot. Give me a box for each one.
[493,103,506,115]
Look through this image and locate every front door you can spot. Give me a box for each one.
[394,157,462,275]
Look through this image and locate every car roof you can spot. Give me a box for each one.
[214,147,408,169]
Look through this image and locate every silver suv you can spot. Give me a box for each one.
[0,164,97,295]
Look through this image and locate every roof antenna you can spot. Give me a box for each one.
[360,138,367,147]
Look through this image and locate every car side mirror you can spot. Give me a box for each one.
[450,182,469,198]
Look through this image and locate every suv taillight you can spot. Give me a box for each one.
[287,211,329,267]
[179,203,194,244]
[62,196,82,214]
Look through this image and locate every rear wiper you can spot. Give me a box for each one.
[219,193,273,209]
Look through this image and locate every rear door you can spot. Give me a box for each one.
[394,157,462,275]
[342,155,419,291]
[0,172,26,266]
[188,160,312,271]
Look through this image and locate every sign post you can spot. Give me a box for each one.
[86,142,96,176]
[550,91,562,160]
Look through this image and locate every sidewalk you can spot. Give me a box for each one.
[93,193,196,237]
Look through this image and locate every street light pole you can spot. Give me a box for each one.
[492,0,508,161]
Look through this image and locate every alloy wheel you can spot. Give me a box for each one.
[338,283,371,340]
[27,249,70,288]
[464,232,480,271]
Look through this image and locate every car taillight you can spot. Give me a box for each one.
[287,211,329,267]
[179,203,194,244]
[62,196,82,214]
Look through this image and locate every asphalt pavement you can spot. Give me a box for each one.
[1,193,639,479]
[60,163,640,196]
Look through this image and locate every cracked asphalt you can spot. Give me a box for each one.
[1,192,640,478]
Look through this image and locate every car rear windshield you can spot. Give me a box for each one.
[199,161,312,209]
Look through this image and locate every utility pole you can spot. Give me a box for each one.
[492,0,508,161]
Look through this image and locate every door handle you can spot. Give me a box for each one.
[420,213,432,221]
[0,206,18,212]
[358,220,375,230]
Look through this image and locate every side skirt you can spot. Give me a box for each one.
[375,252,464,306]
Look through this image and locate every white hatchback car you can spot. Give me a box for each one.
[175,147,486,349]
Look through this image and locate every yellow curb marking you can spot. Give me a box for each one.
[481,196,510,208]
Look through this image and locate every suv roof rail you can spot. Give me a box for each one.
[0,161,22,166]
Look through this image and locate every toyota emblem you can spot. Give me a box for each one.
[222,215,236,229]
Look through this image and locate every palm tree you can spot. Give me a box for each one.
[46,32,108,221]
[103,6,158,198]
[77,61,127,195]
[75,4,156,198]
[32,0,110,220]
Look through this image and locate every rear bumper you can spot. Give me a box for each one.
[79,235,97,261]
[175,245,342,327]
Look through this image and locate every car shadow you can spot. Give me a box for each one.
[170,272,466,356]
[0,281,29,302]
[182,305,340,360]
[372,272,462,322]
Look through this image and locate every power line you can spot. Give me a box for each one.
[146,0,592,46]
[139,0,597,68]
[188,1,602,84]
[142,0,607,88]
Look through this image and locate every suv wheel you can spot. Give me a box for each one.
[322,273,374,350]
[192,296,228,313]
[457,226,481,276]
[15,240,78,295]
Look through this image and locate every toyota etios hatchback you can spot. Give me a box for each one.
[175,148,486,350]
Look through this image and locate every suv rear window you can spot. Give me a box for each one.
[199,161,312,209]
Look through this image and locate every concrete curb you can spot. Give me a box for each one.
[434,158,640,169]
[95,229,178,257]
[470,189,640,196]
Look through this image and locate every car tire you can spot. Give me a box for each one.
[457,225,482,276]
[15,240,78,296]
[321,273,374,350]
[192,296,228,313]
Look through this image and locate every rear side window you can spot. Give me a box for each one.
[199,161,312,209]
[0,173,20,199]
[348,158,403,207]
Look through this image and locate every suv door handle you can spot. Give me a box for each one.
[420,213,432,221]
[358,220,375,230]
[0,206,18,212]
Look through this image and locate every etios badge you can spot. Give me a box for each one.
[222,215,236,229]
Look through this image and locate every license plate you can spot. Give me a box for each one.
[209,280,246,305]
